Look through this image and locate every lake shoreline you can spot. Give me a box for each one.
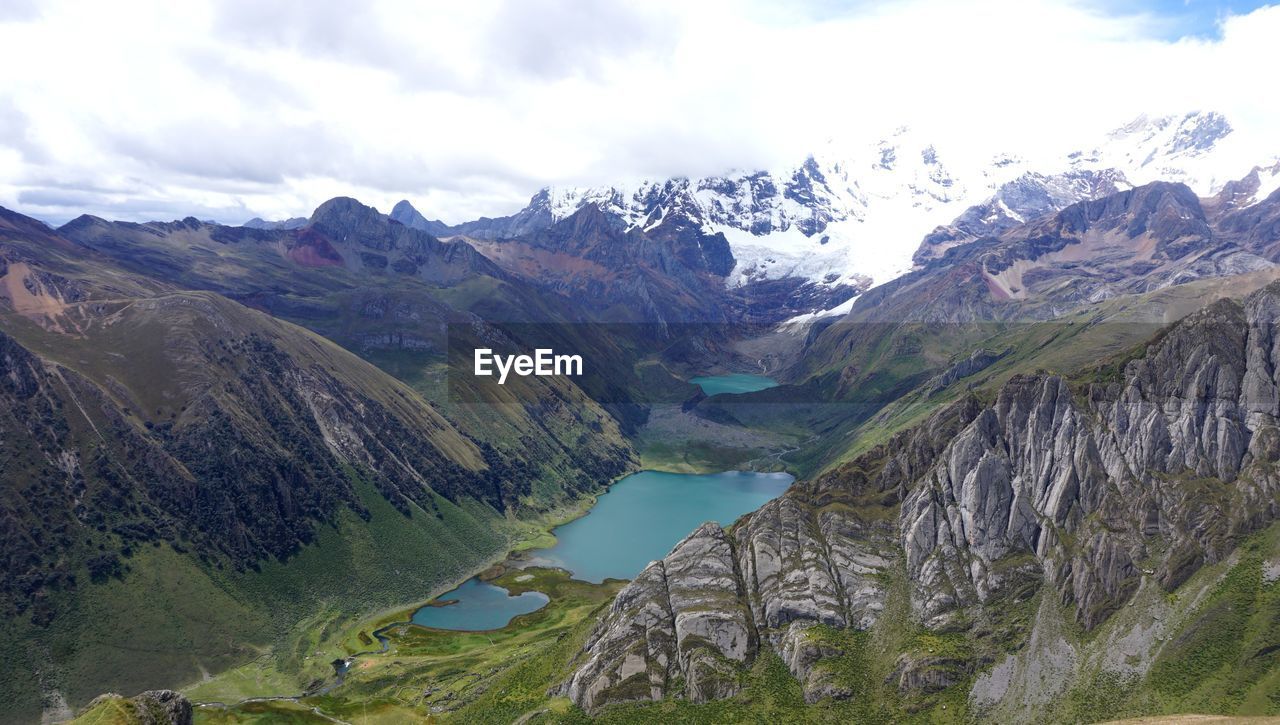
[412,469,794,630]
[183,463,639,707]
[186,375,793,703]
[335,461,639,635]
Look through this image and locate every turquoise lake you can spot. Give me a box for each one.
[689,373,779,396]
[533,470,794,582]
[411,469,793,630]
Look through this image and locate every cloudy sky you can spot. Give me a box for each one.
[0,0,1277,225]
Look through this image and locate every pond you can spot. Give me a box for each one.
[409,577,549,631]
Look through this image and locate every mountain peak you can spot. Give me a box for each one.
[307,196,389,236]
[539,201,629,245]
[310,195,378,221]
[1167,111,1233,154]
[1095,111,1234,171]
[449,110,1264,298]
[388,199,451,236]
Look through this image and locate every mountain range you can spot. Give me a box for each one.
[4,110,1280,723]
[383,111,1276,307]
[0,198,638,721]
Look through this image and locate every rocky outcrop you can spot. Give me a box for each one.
[80,690,192,725]
[560,523,753,710]
[564,282,1280,713]
[924,347,1009,396]
[898,289,1279,628]
[130,690,192,725]
[890,652,973,695]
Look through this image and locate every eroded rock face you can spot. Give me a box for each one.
[560,523,755,710]
[563,282,1280,713]
[902,292,1280,629]
[561,560,677,710]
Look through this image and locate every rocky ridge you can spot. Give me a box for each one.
[562,282,1280,713]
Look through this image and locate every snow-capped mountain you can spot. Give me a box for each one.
[915,112,1279,268]
[521,126,973,290]
[913,169,1132,265]
[402,112,1277,301]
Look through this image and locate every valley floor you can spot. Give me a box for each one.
[89,504,1275,725]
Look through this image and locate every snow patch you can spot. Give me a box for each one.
[782,294,858,325]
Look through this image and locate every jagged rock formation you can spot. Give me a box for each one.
[561,523,757,707]
[924,347,1009,397]
[563,282,1280,713]
[76,690,193,725]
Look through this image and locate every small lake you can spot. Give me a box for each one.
[411,578,549,631]
[690,373,779,397]
[410,469,792,630]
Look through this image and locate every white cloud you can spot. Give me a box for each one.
[0,0,1276,225]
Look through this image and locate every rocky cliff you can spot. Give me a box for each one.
[562,282,1280,714]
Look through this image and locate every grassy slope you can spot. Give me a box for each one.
[192,567,625,724]
[3,476,511,722]
[2,217,642,719]
[361,347,638,513]
[1050,524,1280,722]
[50,215,641,505]
[235,525,1275,725]
[191,558,990,723]
[0,297,537,719]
